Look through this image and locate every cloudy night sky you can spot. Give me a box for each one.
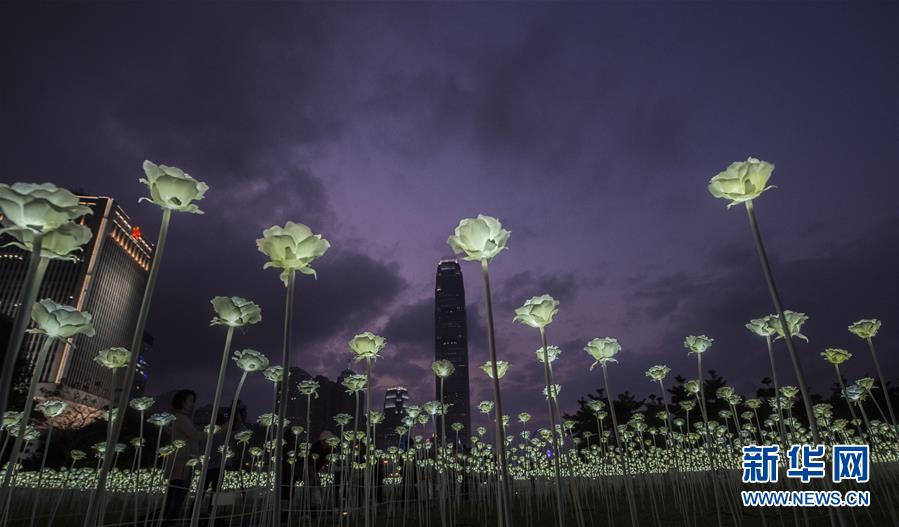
[2,2,897,428]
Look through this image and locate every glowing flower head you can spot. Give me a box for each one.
[94,347,131,369]
[645,365,671,382]
[148,412,176,427]
[745,317,776,338]
[263,366,285,383]
[821,348,852,366]
[37,399,68,419]
[480,360,509,380]
[210,296,261,328]
[423,400,443,416]
[431,359,455,379]
[684,335,714,355]
[584,337,620,370]
[139,160,208,214]
[0,182,91,233]
[334,413,352,427]
[844,384,865,403]
[856,377,876,391]
[513,294,559,329]
[257,413,276,427]
[586,399,605,413]
[536,345,561,364]
[684,379,702,395]
[158,444,177,457]
[542,384,561,400]
[233,349,269,372]
[256,222,330,284]
[342,373,368,394]
[447,214,510,262]
[297,379,320,398]
[2,411,22,429]
[70,449,87,461]
[28,299,95,340]
[769,311,809,342]
[348,332,386,362]
[848,319,881,340]
[235,430,253,443]
[707,157,775,207]
[102,408,119,423]
[477,401,494,414]
[517,412,531,424]
[780,386,799,399]
[2,221,92,261]
[130,397,155,412]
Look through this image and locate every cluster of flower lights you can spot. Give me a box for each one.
[0,157,896,527]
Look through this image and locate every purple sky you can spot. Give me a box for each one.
[2,3,897,429]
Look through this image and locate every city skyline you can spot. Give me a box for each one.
[1,3,896,431]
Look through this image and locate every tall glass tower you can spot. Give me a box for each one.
[434,259,471,446]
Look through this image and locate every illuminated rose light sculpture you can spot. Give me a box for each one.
[1,299,94,500]
[89,161,207,527]
[708,157,820,443]
[447,214,513,527]
[254,221,328,527]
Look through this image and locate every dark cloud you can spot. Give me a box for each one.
[494,270,579,314]
[620,215,899,399]
[1,3,896,427]
[382,298,432,346]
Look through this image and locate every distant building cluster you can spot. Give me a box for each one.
[380,386,409,447]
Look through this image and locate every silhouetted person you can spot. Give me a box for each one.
[163,389,201,525]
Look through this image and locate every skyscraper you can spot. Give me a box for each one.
[0,195,153,426]
[434,259,471,446]
[379,386,409,448]
[131,331,154,398]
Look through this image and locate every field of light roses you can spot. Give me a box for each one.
[0,158,897,527]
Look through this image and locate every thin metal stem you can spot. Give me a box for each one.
[744,200,820,443]
[1,336,55,497]
[480,259,510,527]
[539,328,565,527]
[84,208,172,527]
[272,270,296,527]
[189,325,235,527]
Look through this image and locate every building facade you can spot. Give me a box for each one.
[131,331,153,398]
[434,259,471,446]
[379,386,409,448]
[0,195,153,426]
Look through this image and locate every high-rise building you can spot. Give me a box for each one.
[379,386,409,448]
[434,259,471,446]
[0,195,153,425]
[131,332,153,397]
